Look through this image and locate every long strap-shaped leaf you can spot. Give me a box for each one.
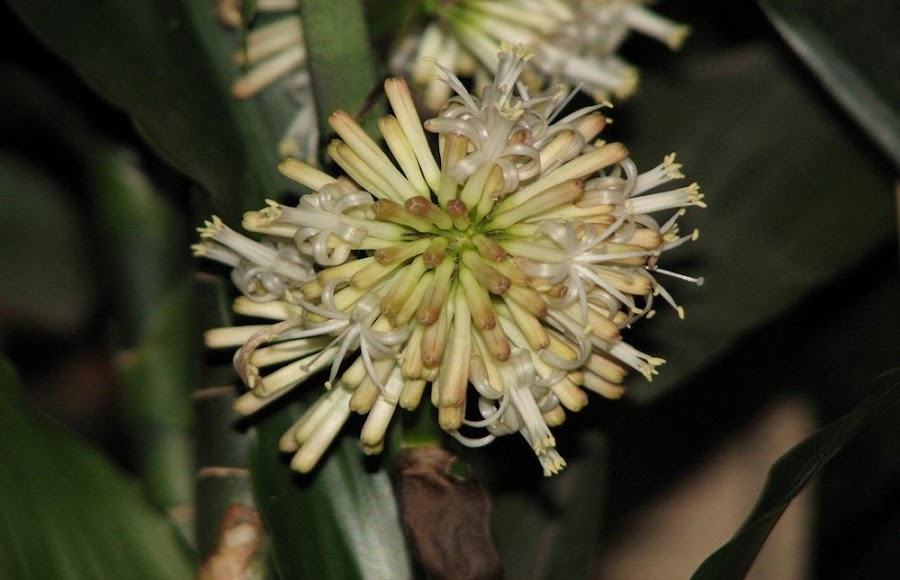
[692,368,900,579]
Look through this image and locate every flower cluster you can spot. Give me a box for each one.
[392,0,690,110]
[195,47,703,476]
[216,0,317,159]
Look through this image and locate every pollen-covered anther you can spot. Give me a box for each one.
[416,258,456,325]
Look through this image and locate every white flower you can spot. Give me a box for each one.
[392,0,690,110]
[197,47,703,475]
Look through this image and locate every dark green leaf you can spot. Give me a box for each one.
[8,0,302,215]
[299,0,384,139]
[619,42,895,401]
[491,431,608,580]
[691,368,900,580]
[759,0,900,167]
[250,404,412,579]
[0,358,195,579]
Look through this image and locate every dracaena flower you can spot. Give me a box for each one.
[391,0,690,111]
[216,0,318,159]
[196,47,703,476]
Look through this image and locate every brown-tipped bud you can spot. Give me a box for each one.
[394,271,434,326]
[374,238,432,265]
[381,258,427,317]
[480,325,511,361]
[417,258,455,325]
[460,252,510,295]
[422,237,450,269]
[460,266,497,331]
[405,196,454,230]
[422,311,450,368]
[446,199,471,230]
[401,325,426,379]
[492,259,531,287]
[544,281,569,299]
[504,284,548,317]
[371,199,433,233]
[471,234,507,262]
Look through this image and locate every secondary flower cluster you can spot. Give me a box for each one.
[393,0,690,110]
[216,0,317,160]
[195,47,703,476]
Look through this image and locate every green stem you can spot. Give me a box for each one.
[401,404,444,449]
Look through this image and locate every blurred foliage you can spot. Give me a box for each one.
[0,359,195,579]
[0,0,897,578]
[693,369,900,579]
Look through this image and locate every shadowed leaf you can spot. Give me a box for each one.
[692,368,900,579]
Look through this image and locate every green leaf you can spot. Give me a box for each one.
[759,0,900,167]
[0,357,195,579]
[299,0,384,139]
[691,368,900,580]
[7,0,301,215]
[249,403,412,580]
[619,42,895,401]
